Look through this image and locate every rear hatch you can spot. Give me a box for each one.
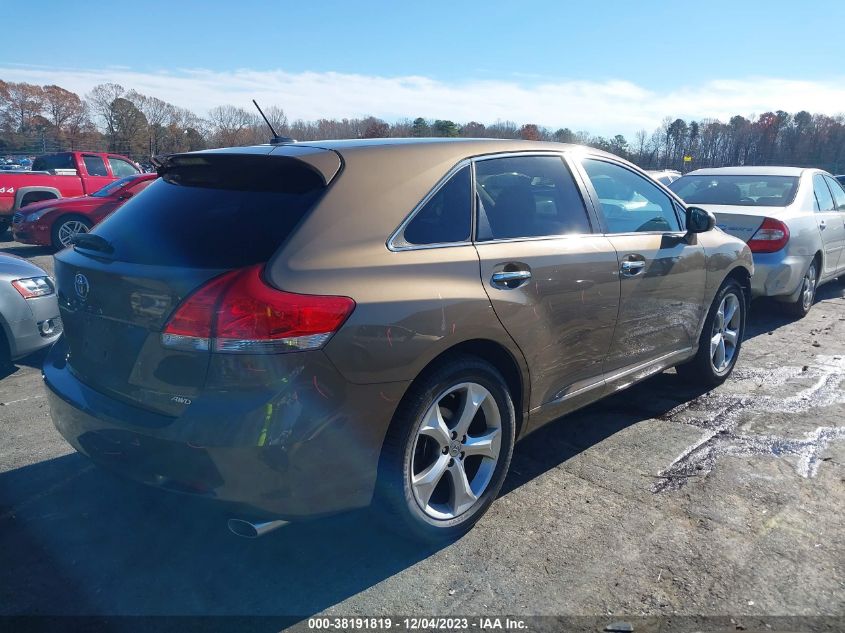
[54,148,340,416]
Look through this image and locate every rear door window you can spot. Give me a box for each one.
[823,175,845,211]
[83,154,108,177]
[813,174,835,211]
[475,155,591,240]
[90,154,326,267]
[109,156,139,177]
[401,166,471,245]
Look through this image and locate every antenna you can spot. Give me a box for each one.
[252,99,295,145]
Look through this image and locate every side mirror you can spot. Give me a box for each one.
[686,206,715,233]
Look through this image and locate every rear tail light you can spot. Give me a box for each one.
[747,217,790,253]
[162,265,355,354]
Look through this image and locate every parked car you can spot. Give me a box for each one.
[45,139,752,541]
[0,151,141,233]
[12,173,157,249]
[646,169,682,186]
[670,166,845,317]
[0,253,61,365]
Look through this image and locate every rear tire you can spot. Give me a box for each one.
[677,278,746,388]
[781,260,818,318]
[52,216,92,250]
[376,355,515,542]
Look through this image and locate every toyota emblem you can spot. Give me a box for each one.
[74,273,90,300]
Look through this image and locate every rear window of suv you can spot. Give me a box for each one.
[90,154,326,267]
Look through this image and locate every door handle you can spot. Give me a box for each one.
[819,220,827,230]
[620,260,645,276]
[491,269,532,289]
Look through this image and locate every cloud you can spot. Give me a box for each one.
[2,64,844,137]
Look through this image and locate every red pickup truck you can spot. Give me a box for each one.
[0,151,141,232]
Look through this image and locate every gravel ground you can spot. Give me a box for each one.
[0,236,843,631]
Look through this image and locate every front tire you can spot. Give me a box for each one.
[677,278,746,387]
[781,260,818,318]
[52,216,92,250]
[377,356,516,542]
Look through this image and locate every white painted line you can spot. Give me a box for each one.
[0,394,46,406]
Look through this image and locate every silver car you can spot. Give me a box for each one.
[646,169,682,186]
[671,166,845,317]
[0,253,62,363]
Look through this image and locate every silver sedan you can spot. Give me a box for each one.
[0,253,62,363]
[671,166,845,317]
[646,169,682,186]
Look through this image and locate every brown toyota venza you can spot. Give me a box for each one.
[46,139,753,540]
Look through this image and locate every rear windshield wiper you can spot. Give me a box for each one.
[71,233,114,255]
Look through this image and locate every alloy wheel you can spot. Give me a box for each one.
[801,264,817,312]
[57,220,89,247]
[710,292,741,374]
[409,382,502,520]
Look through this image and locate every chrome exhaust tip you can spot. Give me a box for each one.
[227,518,289,538]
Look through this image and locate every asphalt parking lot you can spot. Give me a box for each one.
[1,234,843,630]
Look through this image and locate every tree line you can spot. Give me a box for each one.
[1,79,843,173]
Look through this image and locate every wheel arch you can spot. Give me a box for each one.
[694,264,751,344]
[812,249,823,272]
[396,337,529,438]
[725,264,752,305]
[14,186,61,211]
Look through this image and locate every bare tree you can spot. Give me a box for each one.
[86,83,126,139]
[208,105,255,146]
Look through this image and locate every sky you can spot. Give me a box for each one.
[1,0,843,137]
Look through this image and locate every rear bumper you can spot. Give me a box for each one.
[750,251,811,299]
[44,339,410,519]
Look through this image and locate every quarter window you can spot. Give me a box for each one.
[475,155,591,241]
[402,166,472,246]
[83,154,108,177]
[582,159,681,233]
